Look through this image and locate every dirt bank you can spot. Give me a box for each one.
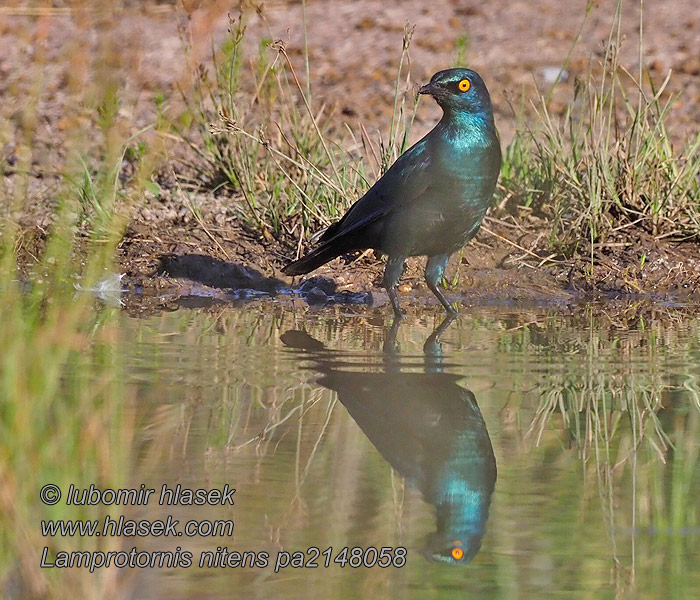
[116,206,700,317]
[3,0,700,313]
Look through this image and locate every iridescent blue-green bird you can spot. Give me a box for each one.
[283,68,501,315]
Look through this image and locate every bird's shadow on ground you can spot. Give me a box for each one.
[157,253,373,306]
[158,254,284,294]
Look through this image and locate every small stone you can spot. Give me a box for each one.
[540,66,569,84]
[299,276,336,295]
[305,287,328,305]
[335,290,372,305]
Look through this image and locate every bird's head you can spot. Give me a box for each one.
[421,533,484,566]
[419,68,493,117]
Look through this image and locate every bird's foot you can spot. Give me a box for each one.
[435,296,456,313]
[428,283,458,315]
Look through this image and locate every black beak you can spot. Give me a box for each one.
[419,82,444,98]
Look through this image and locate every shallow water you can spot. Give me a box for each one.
[116,306,699,599]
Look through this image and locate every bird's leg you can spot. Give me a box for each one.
[383,256,406,318]
[425,254,457,314]
[387,288,404,318]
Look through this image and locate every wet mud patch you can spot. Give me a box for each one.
[15,206,700,318]
[115,214,700,319]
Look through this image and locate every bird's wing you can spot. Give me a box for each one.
[319,138,433,244]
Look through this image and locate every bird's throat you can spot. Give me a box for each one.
[437,110,496,149]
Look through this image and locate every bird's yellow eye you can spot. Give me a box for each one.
[458,79,471,92]
[451,547,464,560]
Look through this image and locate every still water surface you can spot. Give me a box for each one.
[120,307,700,599]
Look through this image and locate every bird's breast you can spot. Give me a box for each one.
[437,136,500,197]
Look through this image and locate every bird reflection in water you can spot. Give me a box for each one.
[281,316,496,565]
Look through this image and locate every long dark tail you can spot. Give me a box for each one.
[282,242,348,276]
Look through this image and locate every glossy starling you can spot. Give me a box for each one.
[283,68,501,316]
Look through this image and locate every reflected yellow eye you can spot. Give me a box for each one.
[458,79,471,92]
[451,547,464,560]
